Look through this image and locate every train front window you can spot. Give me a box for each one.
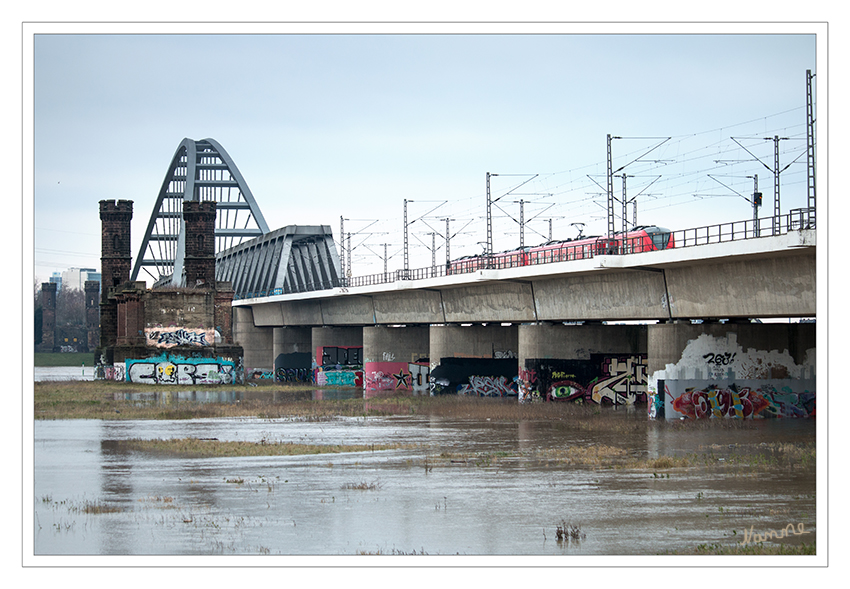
[649,230,671,250]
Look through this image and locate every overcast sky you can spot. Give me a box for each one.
[29,24,822,285]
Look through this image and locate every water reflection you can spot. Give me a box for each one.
[34,415,816,556]
[111,386,435,406]
[113,387,366,405]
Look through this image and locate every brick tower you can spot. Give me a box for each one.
[38,282,57,352]
[99,200,133,349]
[182,200,217,288]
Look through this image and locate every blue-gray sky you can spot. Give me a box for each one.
[30,25,822,285]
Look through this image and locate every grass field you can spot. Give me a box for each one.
[34,352,95,367]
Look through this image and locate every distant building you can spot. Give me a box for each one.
[61,267,100,291]
[37,278,100,353]
[49,272,62,289]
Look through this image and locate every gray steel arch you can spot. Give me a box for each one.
[131,137,270,285]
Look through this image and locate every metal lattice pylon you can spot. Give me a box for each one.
[131,138,270,286]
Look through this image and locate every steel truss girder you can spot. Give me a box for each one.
[216,225,342,299]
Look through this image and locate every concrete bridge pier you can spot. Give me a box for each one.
[312,326,364,387]
[363,325,430,392]
[427,324,519,395]
[429,324,519,365]
[233,307,273,374]
[647,321,816,419]
[516,323,648,404]
[312,326,363,362]
[272,326,313,383]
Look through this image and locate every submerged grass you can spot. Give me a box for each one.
[34,380,651,423]
[667,542,816,555]
[109,437,407,458]
[33,383,816,471]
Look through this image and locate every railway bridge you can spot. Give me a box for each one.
[131,137,817,419]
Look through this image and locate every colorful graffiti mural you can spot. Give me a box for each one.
[363,361,430,392]
[123,352,240,385]
[519,355,648,405]
[314,345,363,387]
[647,332,816,419]
[315,369,363,387]
[664,379,815,419]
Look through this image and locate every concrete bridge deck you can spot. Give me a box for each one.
[235,229,815,327]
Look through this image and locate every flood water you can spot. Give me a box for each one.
[32,404,817,558]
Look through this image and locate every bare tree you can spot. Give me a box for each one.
[56,285,86,326]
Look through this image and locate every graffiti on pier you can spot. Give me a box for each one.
[458,375,517,397]
[428,358,518,396]
[517,368,541,403]
[315,369,363,387]
[103,362,126,382]
[314,346,363,387]
[276,367,314,383]
[124,353,238,385]
[274,352,313,383]
[408,363,429,391]
[648,333,816,419]
[665,379,815,419]
[318,346,362,368]
[520,354,648,405]
[145,327,214,348]
[363,361,430,391]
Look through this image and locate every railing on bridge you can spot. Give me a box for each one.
[238,208,814,298]
[673,207,815,248]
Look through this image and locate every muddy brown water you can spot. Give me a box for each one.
[33,393,816,557]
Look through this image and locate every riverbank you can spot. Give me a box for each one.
[33,380,613,422]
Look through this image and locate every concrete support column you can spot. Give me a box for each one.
[429,324,518,368]
[312,326,364,388]
[516,322,648,404]
[311,327,363,363]
[274,326,313,356]
[363,325,430,391]
[233,306,274,372]
[427,324,519,396]
[273,326,313,383]
[647,321,816,377]
[647,321,816,419]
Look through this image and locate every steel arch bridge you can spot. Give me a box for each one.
[131,138,270,286]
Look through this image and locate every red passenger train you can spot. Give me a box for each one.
[448,226,675,273]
